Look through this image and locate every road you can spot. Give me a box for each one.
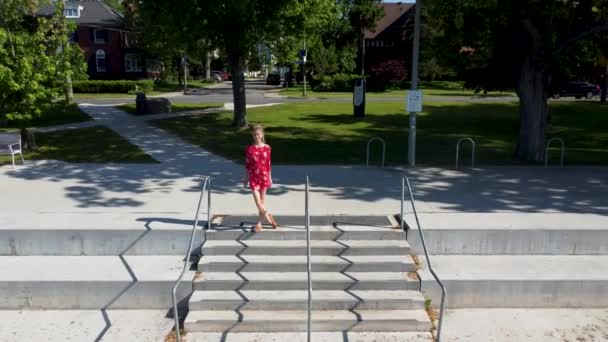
[76,79,594,105]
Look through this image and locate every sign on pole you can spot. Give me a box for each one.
[407,90,423,112]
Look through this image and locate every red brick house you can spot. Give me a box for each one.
[364,2,415,81]
[39,0,147,80]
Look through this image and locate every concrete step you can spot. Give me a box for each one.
[0,213,209,256]
[202,240,410,256]
[188,290,425,310]
[207,225,404,241]
[185,332,434,342]
[198,255,416,273]
[418,255,608,308]
[193,272,418,291]
[403,213,608,255]
[0,255,194,309]
[184,310,431,333]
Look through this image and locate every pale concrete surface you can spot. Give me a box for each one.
[186,332,434,342]
[418,255,608,308]
[0,309,173,342]
[0,255,194,309]
[441,309,608,342]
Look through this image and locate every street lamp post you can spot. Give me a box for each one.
[408,0,422,167]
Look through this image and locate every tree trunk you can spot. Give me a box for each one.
[228,51,247,128]
[177,57,183,86]
[515,57,548,163]
[205,51,211,80]
[65,73,74,104]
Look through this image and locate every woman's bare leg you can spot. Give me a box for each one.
[260,189,278,228]
[252,190,265,231]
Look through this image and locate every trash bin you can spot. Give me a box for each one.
[353,78,366,117]
[135,93,147,115]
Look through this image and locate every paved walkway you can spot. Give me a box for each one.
[1,103,607,215]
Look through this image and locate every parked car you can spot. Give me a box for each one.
[211,70,230,81]
[551,81,600,99]
[210,72,222,82]
[266,73,281,85]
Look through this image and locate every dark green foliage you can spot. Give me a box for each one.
[72,80,154,93]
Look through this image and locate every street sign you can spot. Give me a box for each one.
[299,49,307,57]
[407,90,423,112]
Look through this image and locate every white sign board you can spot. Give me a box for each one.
[407,90,423,112]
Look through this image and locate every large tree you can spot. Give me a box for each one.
[0,0,85,143]
[127,0,295,128]
[425,0,608,162]
[348,0,383,75]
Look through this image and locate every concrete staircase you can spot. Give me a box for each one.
[183,219,433,340]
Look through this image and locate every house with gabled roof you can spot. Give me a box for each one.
[364,2,415,81]
[39,0,147,80]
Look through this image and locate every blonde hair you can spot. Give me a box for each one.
[251,124,265,143]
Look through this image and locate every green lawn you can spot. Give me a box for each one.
[280,81,516,98]
[0,126,157,166]
[148,101,608,166]
[115,102,224,115]
[0,102,91,132]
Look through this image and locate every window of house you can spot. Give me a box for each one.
[94,30,105,44]
[125,54,143,72]
[64,7,81,18]
[96,49,107,72]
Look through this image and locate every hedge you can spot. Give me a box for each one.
[72,80,154,93]
[312,73,361,92]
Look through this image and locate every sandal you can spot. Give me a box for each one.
[253,223,263,233]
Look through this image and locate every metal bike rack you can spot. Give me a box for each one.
[366,137,386,167]
[545,138,565,167]
[455,137,476,169]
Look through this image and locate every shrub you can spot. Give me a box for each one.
[72,80,154,93]
[312,73,360,92]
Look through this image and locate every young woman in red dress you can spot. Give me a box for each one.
[244,124,279,232]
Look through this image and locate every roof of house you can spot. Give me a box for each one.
[365,2,415,39]
[38,0,123,27]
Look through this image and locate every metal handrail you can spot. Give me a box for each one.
[172,176,211,342]
[456,137,475,169]
[545,138,565,167]
[305,176,312,342]
[402,176,446,342]
[366,137,386,168]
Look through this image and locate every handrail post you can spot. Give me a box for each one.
[207,178,212,229]
[400,177,405,232]
[305,176,312,342]
[172,176,210,342]
[403,176,446,342]
[366,137,386,168]
[545,138,565,167]
[455,137,475,169]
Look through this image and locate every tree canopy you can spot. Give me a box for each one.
[424,0,608,162]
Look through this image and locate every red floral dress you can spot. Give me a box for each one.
[245,144,272,190]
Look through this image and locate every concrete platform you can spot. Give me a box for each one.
[0,255,194,309]
[441,308,608,342]
[208,225,404,241]
[405,212,608,255]
[0,213,209,256]
[419,255,608,308]
[0,309,173,342]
